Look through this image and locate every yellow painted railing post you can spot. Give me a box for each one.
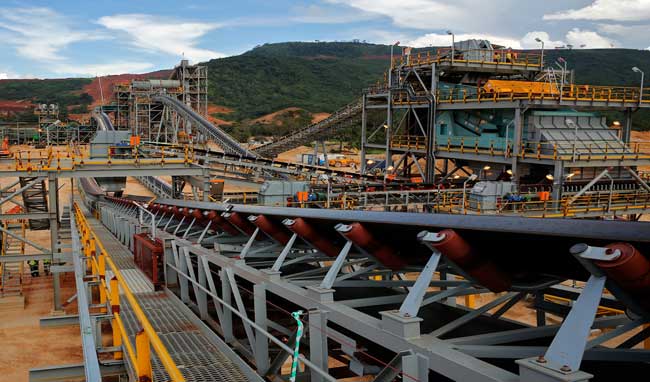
[110,276,123,360]
[136,330,153,382]
[73,202,185,382]
[98,251,107,307]
[465,293,476,309]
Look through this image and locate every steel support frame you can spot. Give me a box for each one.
[165,235,518,382]
[97,197,650,382]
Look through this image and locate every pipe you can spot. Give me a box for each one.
[283,218,341,257]
[594,242,650,309]
[423,229,512,292]
[248,215,291,245]
[336,223,407,270]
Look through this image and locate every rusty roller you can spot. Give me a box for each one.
[171,206,182,218]
[336,223,407,270]
[223,212,257,236]
[206,211,240,236]
[592,242,650,308]
[283,218,340,257]
[423,229,512,292]
[248,215,291,244]
[192,208,205,221]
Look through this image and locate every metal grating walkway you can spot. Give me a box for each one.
[79,205,248,382]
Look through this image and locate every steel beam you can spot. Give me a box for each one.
[29,363,125,382]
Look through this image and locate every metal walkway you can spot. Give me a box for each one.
[79,204,248,382]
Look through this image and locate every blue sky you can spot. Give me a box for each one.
[1,0,649,78]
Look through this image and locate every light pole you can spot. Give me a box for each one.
[462,174,478,213]
[447,30,454,64]
[388,41,399,87]
[535,37,544,68]
[633,66,644,106]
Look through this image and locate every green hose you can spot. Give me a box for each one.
[290,310,304,382]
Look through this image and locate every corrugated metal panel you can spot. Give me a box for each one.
[531,114,629,156]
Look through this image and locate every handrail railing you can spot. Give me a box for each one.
[394,48,543,69]
[388,135,650,162]
[73,202,185,382]
[434,190,650,217]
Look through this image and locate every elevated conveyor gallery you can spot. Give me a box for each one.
[74,201,251,382]
[152,94,256,157]
[253,98,362,157]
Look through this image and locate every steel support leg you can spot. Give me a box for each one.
[309,309,329,382]
[398,250,441,318]
[49,174,61,311]
[517,275,605,381]
[220,269,234,343]
[254,284,269,374]
[319,241,352,290]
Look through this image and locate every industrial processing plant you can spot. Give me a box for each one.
[0,2,649,382]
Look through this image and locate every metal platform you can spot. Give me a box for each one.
[78,204,250,382]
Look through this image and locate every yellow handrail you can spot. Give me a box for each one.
[73,202,185,382]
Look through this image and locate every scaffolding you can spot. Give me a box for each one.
[109,60,208,143]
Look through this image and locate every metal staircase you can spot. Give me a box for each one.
[0,220,26,298]
[19,177,50,230]
[253,98,363,157]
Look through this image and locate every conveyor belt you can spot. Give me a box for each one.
[153,94,256,158]
[253,98,362,157]
[149,197,650,284]
[79,204,248,382]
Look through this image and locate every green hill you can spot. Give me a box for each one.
[2,42,650,133]
[0,78,93,121]
[206,42,390,120]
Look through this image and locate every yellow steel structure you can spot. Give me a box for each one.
[431,191,650,218]
[393,48,543,69]
[9,143,198,174]
[383,83,650,105]
[73,202,185,382]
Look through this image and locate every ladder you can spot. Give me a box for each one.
[0,219,26,297]
[19,177,50,230]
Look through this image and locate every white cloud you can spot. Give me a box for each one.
[544,0,650,21]
[97,14,224,62]
[326,0,465,29]
[565,28,616,48]
[406,33,522,49]
[0,72,9,79]
[403,29,615,50]
[0,7,106,61]
[51,62,155,77]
